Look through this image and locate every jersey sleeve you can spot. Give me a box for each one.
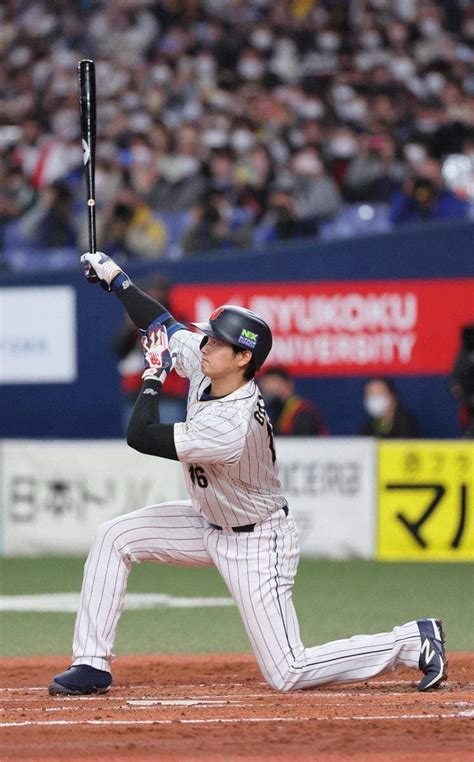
[169,329,203,380]
[174,406,247,465]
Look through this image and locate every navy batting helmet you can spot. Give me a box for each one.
[192,305,272,371]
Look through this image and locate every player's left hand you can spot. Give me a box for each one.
[141,323,175,384]
[81,252,123,292]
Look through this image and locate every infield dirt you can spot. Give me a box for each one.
[1,653,473,760]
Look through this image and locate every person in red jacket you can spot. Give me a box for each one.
[258,366,327,436]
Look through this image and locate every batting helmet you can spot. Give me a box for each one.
[192,305,272,371]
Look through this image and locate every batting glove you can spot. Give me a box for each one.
[81,252,124,292]
[141,323,176,384]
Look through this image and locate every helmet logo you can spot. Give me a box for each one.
[209,306,225,321]
[238,328,258,349]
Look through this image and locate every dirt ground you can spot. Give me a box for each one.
[0,653,473,761]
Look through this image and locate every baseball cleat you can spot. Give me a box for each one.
[48,665,112,696]
[417,618,447,692]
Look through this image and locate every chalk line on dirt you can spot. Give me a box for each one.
[1,709,473,728]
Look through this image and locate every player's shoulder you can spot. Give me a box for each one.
[170,328,201,351]
[218,380,258,408]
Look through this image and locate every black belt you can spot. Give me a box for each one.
[209,504,288,533]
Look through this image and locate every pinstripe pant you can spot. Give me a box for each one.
[72,501,421,691]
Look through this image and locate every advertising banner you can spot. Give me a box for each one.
[1,439,376,559]
[377,440,474,561]
[173,278,473,376]
[1,441,186,555]
[274,437,376,558]
[0,286,77,383]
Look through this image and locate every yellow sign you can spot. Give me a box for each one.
[377,441,474,561]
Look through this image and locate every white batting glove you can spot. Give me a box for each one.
[141,323,176,385]
[81,252,123,291]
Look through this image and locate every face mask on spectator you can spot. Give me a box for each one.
[404,143,428,165]
[329,136,358,158]
[152,64,172,84]
[202,129,228,148]
[332,84,355,103]
[9,46,32,67]
[425,72,445,95]
[318,32,340,52]
[121,92,141,111]
[161,156,200,182]
[360,31,382,50]
[131,146,152,165]
[130,113,152,133]
[342,98,368,122]
[196,55,216,76]
[251,29,273,50]
[390,57,415,80]
[293,153,322,176]
[364,394,391,418]
[419,18,442,38]
[53,111,79,140]
[231,130,256,153]
[238,58,264,80]
[414,117,439,134]
[299,99,324,119]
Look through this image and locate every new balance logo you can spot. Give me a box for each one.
[420,638,436,665]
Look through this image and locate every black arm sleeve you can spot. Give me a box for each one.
[114,278,182,333]
[127,379,179,460]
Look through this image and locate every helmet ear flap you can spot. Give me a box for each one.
[200,336,209,350]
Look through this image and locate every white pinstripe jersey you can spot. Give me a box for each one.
[170,329,285,527]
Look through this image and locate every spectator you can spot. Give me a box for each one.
[2,0,473,263]
[146,155,207,213]
[258,366,327,436]
[0,165,37,234]
[290,146,342,227]
[361,377,420,438]
[389,158,469,224]
[449,323,474,439]
[19,180,77,247]
[93,197,167,262]
[112,274,188,432]
[255,185,311,243]
[183,192,253,254]
[343,135,404,202]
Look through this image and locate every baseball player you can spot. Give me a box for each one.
[49,252,447,696]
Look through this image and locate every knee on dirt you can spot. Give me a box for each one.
[263,667,302,693]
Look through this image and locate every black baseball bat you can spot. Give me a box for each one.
[78,59,97,256]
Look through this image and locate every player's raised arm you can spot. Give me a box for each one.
[126,322,179,460]
[81,251,185,336]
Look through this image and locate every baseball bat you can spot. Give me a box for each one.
[77,59,97,256]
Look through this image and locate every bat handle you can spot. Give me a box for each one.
[88,201,96,254]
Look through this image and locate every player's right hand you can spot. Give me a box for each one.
[81,252,123,292]
[140,323,176,385]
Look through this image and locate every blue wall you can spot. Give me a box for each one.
[1,218,473,439]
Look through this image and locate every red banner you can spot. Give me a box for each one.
[172,279,474,376]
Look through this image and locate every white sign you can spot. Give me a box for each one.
[274,438,377,558]
[0,286,76,383]
[0,439,376,558]
[1,440,186,555]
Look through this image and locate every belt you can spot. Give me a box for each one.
[209,504,288,533]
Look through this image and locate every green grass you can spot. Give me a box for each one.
[0,557,473,657]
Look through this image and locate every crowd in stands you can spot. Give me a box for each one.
[1,0,473,268]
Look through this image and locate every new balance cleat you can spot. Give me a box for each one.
[417,618,447,691]
[48,665,112,696]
